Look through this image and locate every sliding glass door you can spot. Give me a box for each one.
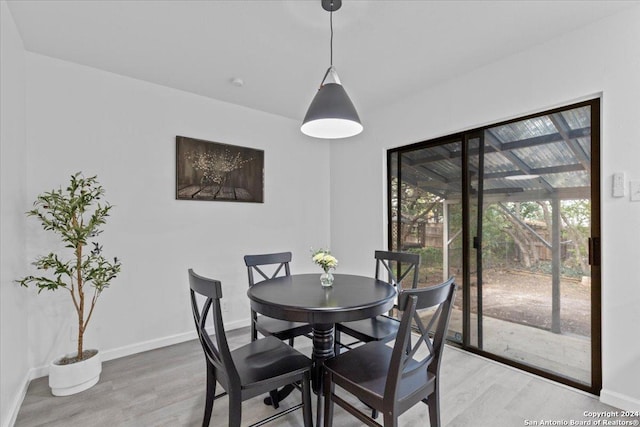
[389,137,465,343]
[388,99,601,393]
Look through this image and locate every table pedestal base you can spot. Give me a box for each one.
[262,324,335,414]
[312,324,335,427]
[311,323,334,392]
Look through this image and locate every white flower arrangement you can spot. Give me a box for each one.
[311,248,338,273]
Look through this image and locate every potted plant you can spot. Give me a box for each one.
[17,173,122,396]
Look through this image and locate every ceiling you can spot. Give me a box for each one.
[6,1,638,124]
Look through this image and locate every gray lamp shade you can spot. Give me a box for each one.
[301,83,363,139]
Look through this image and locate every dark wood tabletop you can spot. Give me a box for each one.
[247,273,396,325]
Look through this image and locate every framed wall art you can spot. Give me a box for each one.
[176,136,264,203]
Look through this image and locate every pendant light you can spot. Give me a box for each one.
[301,0,363,139]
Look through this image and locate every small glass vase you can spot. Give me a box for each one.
[320,270,334,287]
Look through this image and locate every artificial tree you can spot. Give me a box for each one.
[18,173,122,363]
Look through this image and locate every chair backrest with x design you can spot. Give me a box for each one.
[244,252,292,286]
[375,250,420,316]
[374,250,420,289]
[244,252,293,341]
[384,277,456,413]
[188,269,240,392]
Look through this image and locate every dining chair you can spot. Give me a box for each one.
[244,252,313,346]
[188,269,313,427]
[334,250,420,354]
[323,277,456,427]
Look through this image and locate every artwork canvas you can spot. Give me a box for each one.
[176,136,264,203]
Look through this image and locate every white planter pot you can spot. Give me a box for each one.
[48,350,102,396]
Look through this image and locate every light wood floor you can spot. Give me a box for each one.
[15,327,632,427]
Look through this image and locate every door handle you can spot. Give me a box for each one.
[588,237,600,266]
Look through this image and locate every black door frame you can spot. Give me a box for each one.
[387,98,602,395]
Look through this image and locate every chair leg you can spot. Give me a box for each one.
[228,392,242,427]
[316,394,321,427]
[427,387,441,427]
[334,329,341,355]
[268,389,280,409]
[251,321,258,342]
[323,371,334,427]
[203,362,216,427]
[302,372,313,427]
[289,337,295,347]
[383,413,398,427]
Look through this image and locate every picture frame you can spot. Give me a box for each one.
[176,136,264,203]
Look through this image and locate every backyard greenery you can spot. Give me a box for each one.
[392,178,591,278]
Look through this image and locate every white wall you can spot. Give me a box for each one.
[0,3,30,427]
[23,53,331,372]
[330,5,640,411]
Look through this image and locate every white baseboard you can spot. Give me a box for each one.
[29,317,251,380]
[102,319,249,362]
[2,370,32,427]
[600,389,640,412]
[225,317,252,333]
[102,317,250,361]
[100,330,199,362]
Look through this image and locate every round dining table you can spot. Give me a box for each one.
[247,273,396,393]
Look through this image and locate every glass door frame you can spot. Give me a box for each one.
[387,98,602,395]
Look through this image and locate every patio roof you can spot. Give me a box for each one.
[396,105,592,203]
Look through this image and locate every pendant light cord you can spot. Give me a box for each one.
[329,3,334,67]
[318,1,335,88]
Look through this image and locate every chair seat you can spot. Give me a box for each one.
[336,315,400,343]
[255,316,312,340]
[324,340,435,409]
[232,336,311,390]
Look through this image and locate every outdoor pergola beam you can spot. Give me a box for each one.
[549,113,591,173]
[401,156,450,184]
[445,186,590,204]
[407,126,590,166]
[407,179,590,202]
[401,158,459,197]
[551,197,561,333]
[483,162,586,180]
[408,148,464,166]
[475,187,524,195]
[485,130,556,193]
[399,173,448,199]
[412,164,451,184]
[500,126,590,151]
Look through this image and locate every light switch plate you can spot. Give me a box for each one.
[630,181,640,201]
[613,173,626,197]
